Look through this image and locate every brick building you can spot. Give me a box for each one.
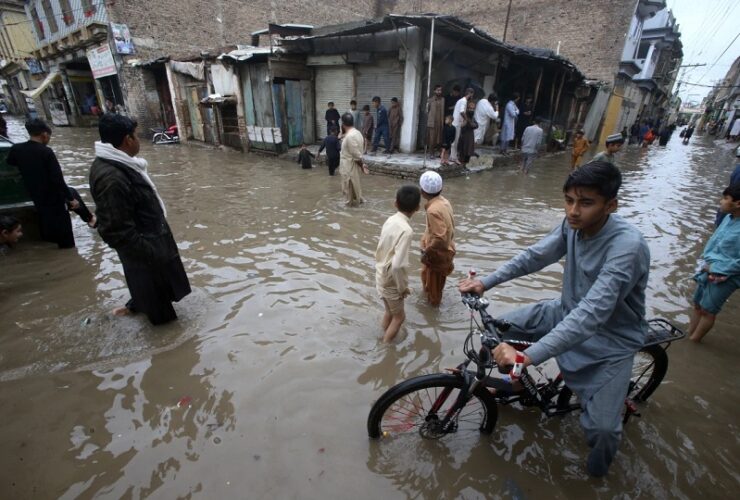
[385,0,641,83]
[22,0,375,131]
[104,0,375,133]
[383,0,681,142]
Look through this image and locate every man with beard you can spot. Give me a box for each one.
[426,84,445,157]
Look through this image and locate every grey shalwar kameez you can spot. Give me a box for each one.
[481,215,650,476]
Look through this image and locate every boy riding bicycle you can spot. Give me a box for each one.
[459,161,650,477]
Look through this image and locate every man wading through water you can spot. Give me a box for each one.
[90,114,191,325]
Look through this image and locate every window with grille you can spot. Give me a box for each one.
[31,6,44,39]
[59,0,74,25]
[82,0,97,17]
[41,0,58,33]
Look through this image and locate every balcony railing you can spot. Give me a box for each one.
[27,0,109,47]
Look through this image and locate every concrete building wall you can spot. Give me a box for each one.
[386,0,639,83]
[0,9,38,60]
[108,0,376,57]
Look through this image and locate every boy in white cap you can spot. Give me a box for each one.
[592,134,624,166]
[375,185,421,342]
[419,170,456,306]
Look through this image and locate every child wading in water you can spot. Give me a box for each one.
[317,126,341,175]
[571,130,590,169]
[0,215,23,255]
[688,183,740,342]
[296,143,314,169]
[375,185,421,342]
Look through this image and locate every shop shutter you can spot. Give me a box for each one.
[355,58,404,126]
[314,66,354,138]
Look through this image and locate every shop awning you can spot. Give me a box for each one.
[21,70,60,99]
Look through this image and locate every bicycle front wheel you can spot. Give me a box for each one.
[367,373,498,440]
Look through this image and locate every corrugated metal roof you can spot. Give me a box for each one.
[218,46,274,61]
[283,14,585,80]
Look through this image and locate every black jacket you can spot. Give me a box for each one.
[90,156,190,323]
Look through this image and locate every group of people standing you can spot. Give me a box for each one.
[425,85,503,166]
[627,120,679,148]
[323,97,404,157]
[424,86,544,167]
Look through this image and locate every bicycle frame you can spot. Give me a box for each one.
[445,295,682,426]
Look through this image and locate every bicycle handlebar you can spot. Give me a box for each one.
[461,293,511,334]
[461,293,520,376]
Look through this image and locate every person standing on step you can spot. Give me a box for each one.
[388,97,404,154]
[371,96,391,154]
[426,84,445,158]
[500,93,520,155]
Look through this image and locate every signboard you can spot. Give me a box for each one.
[26,58,44,75]
[111,23,135,55]
[86,44,117,79]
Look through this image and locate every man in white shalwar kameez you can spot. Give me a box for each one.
[474,94,499,145]
[500,93,520,154]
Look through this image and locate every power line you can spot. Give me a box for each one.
[692,30,740,88]
[708,31,740,69]
[677,80,739,88]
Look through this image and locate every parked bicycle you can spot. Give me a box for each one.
[367,293,684,440]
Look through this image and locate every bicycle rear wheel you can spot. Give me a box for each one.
[629,344,668,402]
[367,374,498,440]
[555,344,668,410]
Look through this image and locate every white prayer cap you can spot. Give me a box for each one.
[419,170,443,194]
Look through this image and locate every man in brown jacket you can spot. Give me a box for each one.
[388,97,404,154]
[426,84,445,157]
[419,170,455,306]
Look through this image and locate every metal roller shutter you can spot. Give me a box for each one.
[314,66,354,138]
[355,58,405,125]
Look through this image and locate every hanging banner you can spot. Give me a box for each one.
[86,44,117,79]
[111,23,135,55]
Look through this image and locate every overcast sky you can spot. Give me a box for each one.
[667,0,739,104]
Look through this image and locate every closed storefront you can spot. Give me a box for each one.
[314,66,353,138]
[355,58,404,125]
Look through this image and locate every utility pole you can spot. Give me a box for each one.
[674,63,707,97]
[502,0,513,43]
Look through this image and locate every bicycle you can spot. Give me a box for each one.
[367,293,685,440]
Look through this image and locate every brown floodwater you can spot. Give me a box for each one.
[1,115,738,499]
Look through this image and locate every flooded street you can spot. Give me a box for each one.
[1,117,738,499]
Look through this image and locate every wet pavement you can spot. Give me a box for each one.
[1,116,738,499]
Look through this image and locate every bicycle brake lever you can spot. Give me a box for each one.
[498,352,525,379]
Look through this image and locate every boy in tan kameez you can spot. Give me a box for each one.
[338,112,367,206]
[375,185,421,342]
[419,171,456,306]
